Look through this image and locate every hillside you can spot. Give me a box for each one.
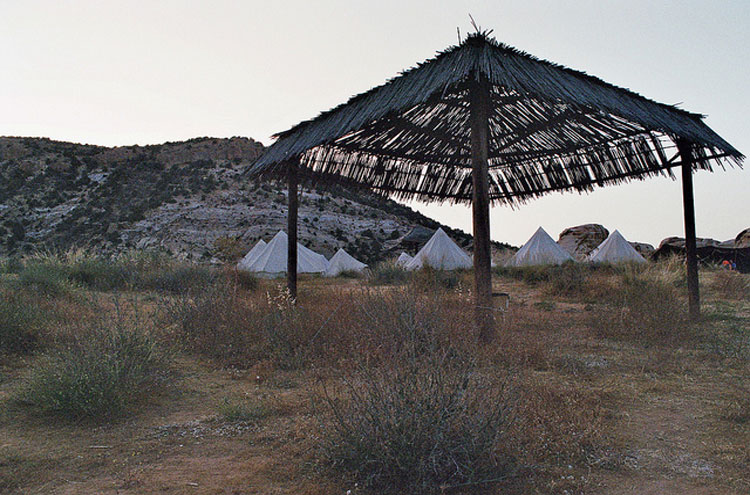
[0,136,494,263]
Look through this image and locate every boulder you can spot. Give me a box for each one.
[557,224,609,259]
[658,236,722,250]
[735,228,750,249]
[629,242,655,259]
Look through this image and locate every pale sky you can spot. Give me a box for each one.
[1,0,748,247]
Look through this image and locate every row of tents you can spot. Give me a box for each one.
[237,231,367,277]
[506,227,646,267]
[237,226,645,277]
[237,228,473,277]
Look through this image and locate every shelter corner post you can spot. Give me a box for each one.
[676,138,700,320]
[469,73,494,342]
[287,156,299,301]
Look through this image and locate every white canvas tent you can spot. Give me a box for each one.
[396,252,413,267]
[506,227,574,266]
[587,230,646,263]
[244,231,328,277]
[237,239,267,271]
[324,248,368,277]
[405,228,472,271]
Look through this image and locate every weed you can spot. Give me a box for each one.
[138,265,215,293]
[319,349,515,493]
[0,292,47,354]
[710,270,749,301]
[15,263,78,297]
[233,269,259,291]
[67,257,130,291]
[368,261,409,285]
[217,396,271,422]
[16,303,172,421]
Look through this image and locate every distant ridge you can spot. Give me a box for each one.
[0,136,496,263]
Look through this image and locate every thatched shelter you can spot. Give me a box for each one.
[251,31,743,339]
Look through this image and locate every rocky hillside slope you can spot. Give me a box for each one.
[0,136,488,264]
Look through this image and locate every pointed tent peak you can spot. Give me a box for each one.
[396,252,413,267]
[405,228,472,271]
[237,239,268,271]
[531,226,554,240]
[587,229,646,263]
[506,227,574,267]
[245,230,328,276]
[324,248,367,277]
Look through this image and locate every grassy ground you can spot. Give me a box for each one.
[0,254,748,494]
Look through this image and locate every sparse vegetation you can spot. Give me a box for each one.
[368,260,410,285]
[16,304,172,421]
[320,350,515,493]
[0,253,747,494]
[0,292,48,354]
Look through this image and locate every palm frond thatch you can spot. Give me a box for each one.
[250,33,743,205]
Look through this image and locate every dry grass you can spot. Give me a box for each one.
[0,257,747,494]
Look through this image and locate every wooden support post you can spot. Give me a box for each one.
[469,73,494,342]
[677,139,700,320]
[287,156,299,301]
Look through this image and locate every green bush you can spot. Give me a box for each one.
[0,256,23,274]
[68,257,130,291]
[138,265,216,293]
[595,271,688,343]
[0,292,47,354]
[411,264,463,291]
[16,310,171,420]
[233,269,259,290]
[320,349,515,493]
[217,396,271,422]
[368,261,409,285]
[15,263,78,297]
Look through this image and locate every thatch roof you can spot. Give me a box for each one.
[250,33,743,205]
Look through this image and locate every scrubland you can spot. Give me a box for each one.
[1,251,748,494]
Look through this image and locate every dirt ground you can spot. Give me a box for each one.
[1,274,748,494]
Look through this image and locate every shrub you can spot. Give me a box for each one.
[509,377,607,467]
[16,307,171,420]
[710,270,749,301]
[138,265,215,293]
[15,263,78,297]
[213,236,245,262]
[335,269,364,279]
[0,292,47,354]
[411,264,464,291]
[232,269,259,291]
[593,271,688,343]
[319,349,515,493]
[0,256,23,274]
[68,257,130,291]
[368,261,409,285]
[217,396,271,422]
[164,283,307,369]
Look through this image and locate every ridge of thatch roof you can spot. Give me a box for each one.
[250,32,743,205]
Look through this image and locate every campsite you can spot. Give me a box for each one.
[2,3,749,495]
[2,229,749,494]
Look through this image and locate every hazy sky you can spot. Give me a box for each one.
[1,0,747,247]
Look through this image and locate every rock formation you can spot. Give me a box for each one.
[557,224,609,259]
[657,236,722,250]
[735,228,750,249]
[629,242,655,259]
